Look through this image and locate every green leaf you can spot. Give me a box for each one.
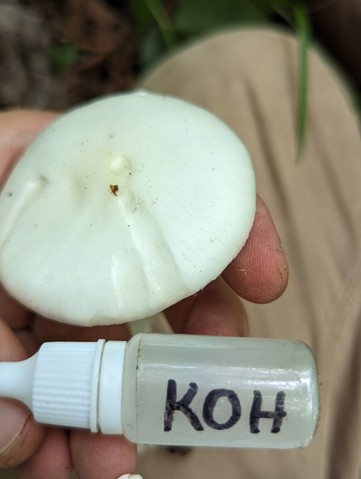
[131,0,155,32]
[50,44,78,76]
[294,4,310,161]
[138,27,167,68]
[174,0,268,34]
[144,0,177,49]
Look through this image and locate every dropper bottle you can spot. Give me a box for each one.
[0,333,319,449]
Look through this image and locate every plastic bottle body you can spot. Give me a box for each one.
[0,332,319,448]
[121,333,319,448]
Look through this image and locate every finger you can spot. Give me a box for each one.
[222,196,288,303]
[16,428,72,479]
[0,319,46,468]
[14,329,40,356]
[165,277,248,337]
[70,431,137,479]
[32,316,131,343]
[0,110,57,182]
[0,287,32,330]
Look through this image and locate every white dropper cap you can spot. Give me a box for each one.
[0,340,126,434]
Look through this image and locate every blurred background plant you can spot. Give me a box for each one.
[133,0,310,157]
[132,0,307,70]
[0,0,359,153]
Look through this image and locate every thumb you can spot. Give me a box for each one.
[0,318,46,468]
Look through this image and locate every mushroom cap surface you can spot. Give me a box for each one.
[0,91,256,325]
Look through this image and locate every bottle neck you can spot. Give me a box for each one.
[97,340,127,434]
[0,339,127,433]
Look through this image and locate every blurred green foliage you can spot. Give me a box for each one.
[50,43,78,76]
[131,0,310,159]
[132,0,270,67]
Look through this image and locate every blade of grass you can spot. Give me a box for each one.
[294,4,310,161]
[259,1,310,160]
[144,0,177,50]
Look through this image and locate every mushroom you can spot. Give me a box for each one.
[0,91,256,326]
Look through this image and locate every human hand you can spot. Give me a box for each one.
[0,110,288,479]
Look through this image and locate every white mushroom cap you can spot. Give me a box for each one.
[0,91,256,326]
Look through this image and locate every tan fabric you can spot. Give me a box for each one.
[136,28,361,479]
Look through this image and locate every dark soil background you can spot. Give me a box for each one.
[0,1,360,115]
[0,0,138,109]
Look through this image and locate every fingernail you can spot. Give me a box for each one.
[0,398,29,451]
